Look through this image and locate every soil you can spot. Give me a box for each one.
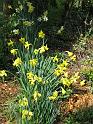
[0,81,19,124]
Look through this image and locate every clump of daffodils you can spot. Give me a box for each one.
[54,60,68,76]
[33,44,49,54]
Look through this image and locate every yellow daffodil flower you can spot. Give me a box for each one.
[80,80,85,86]
[27,72,40,85]
[27,2,34,13]
[22,110,33,120]
[8,40,14,46]
[22,109,28,119]
[19,97,28,107]
[27,111,33,120]
[66,51,73,57]
[0,70,7,77]
[54,60,68,77]
[38,30,45,39]
[60,77,71,87]
[54,69,62,76]
[62,88,66,95]
[24,41,31,50]
[34,49,39,55]
[39,46,45,53]
[48,90,58,101]
[27,72,33,79]
[33,91,41,101]
[64,72,68,78]
[70,55,76,61]
[10,49,18,55]
[51,55,58,62]
[19,37,25,44]
[37,77,42,83]
[13,57,22,67]
[44,44,49,51]
[62,60,69,67]
[39,45,49,53]
[29,59,38,67]
[19,4,23,11]
[23,21,33,27]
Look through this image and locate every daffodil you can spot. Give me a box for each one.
[29,59,38,67]
[64,72,68,78]
[66,51,73,57]
[27,72,33,79]
[24,41,31,50]
[19,37,25,44]
[37,77,42,83]
[8,40,14,46]
[48,91,58,101]
[80,80,85,86]
[22,110,33,120]
[44,44,49,51]
[34,49,39,55]
[0,70,7,77]
[70,72,80,82]
[27,72,35,85]
[27,111,33,120]
[70,55,76,61]
[33,91,41,101]
[60,77,71,87]
[19,97,28,107]
[54,69,62,76]
[62,60,69,67]
[13,57,22,67]
[19,4,23,11]
[54,60,68,76]
[10,49,18,55]
[23,21,33,27]
[39,45,49,53]
[27,2,34,13]
[27,72,39,85]
[39,46,45,53]
[22,109,28,119]
[13,29,19,35]
[51,55,58,62]
[38,30,45,39]
[42,11,48,22]
[62,88,66,95]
